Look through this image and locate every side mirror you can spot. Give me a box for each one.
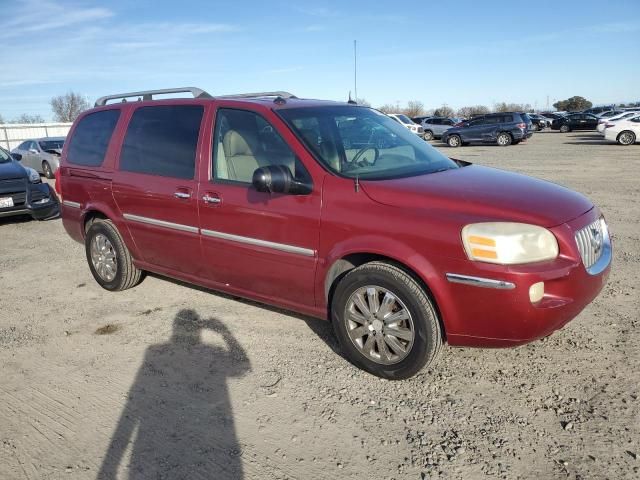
[11,153,21,161]
[252,165,311,195]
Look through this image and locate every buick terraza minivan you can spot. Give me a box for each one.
[57,87,611,379]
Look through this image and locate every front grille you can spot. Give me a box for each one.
[575,218,607,271]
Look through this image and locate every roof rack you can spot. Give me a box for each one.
[94,87,212,107]
[216,91,297,100]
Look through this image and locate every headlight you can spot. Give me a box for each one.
[26,167,41,183]
[461,222,559,264]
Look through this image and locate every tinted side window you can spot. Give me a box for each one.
[213,108,310,185]
[120,105,203,179]
[503,115,514,123]
[17,141,29,150]
[67,110,120,167]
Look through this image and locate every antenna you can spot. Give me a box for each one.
[353,40,358,102]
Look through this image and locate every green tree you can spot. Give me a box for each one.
[552,96,592,112]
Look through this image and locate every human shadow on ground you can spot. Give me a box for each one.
[97,309,250,479]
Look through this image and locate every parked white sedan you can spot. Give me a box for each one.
[604,115,640,145]
[597,111,640,134]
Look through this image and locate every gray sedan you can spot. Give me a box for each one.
[11,137,65,179]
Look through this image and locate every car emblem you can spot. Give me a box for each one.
[590,228,603,255]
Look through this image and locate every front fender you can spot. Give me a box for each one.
[316,234,450,322]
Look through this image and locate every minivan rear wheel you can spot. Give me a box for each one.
[85,219,143,291]
[496,132,512,146]
[331,262,442,380]
[447,135,461,148]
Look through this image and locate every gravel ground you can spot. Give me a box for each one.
[0,131,638,479]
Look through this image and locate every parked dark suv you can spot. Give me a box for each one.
[57,87,610,379]
[441,112,532,147]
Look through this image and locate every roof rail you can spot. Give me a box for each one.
[216,91,297,100]
[94,87,212,107]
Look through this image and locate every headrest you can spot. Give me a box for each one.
[223,130,255,156]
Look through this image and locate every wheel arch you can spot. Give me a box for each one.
[323,251,447,341]
[81,205,141,261]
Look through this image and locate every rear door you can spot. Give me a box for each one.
[112,103,205,276]
[197,106,321,309]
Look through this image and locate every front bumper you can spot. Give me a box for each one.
[434,208,611,347]
[0,182,59,220]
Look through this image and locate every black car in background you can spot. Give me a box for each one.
[551,113,599,132]
[441,112,532,147]
[0,146,59,220]
[528,113,548,131]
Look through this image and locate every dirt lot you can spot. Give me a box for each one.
[1,131,638,480]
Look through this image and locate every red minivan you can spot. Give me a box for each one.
[58,88,611,379]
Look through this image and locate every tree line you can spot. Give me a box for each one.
[1,92,91,124]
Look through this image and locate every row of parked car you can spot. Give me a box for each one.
[386,108,640,147]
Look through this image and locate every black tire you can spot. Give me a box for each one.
[423,130,434,141]
[617,130,636,146]
[560,124,570,133]
[42,161,54,179]
[331,262,442,380]
[496,132,512,146]
[447,134,461,148]
[85,219,143,291]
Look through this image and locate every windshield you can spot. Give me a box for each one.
[279,106,458,180]
[0,147,11,163]
[39,139,64,150]
[396,114,413,125]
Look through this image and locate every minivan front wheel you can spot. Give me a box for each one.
[331,262,442,380]
[447,135,461,148]
[496,132,512,146]
[85,219,143,291]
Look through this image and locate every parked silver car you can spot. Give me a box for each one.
[11,137,65,179]
[419,117,457,140]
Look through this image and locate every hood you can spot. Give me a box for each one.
[361,164,593,228]
[0,160,28,180]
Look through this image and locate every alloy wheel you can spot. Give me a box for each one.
[344,285,415,365]
[90,233,117,282]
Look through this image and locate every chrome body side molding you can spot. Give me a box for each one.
[123,213,198,234]
[446,273,515,290]
[201,228,315,257]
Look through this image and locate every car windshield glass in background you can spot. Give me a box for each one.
[396,114,413,124]
[39,140,64,150]
[279,106,459,180]
[0,148,11,163]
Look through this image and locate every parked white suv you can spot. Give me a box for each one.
[387,114,424,137]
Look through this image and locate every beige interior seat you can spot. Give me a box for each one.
[222,130,265,182]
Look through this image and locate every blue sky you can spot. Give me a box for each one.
[1,0,639,120]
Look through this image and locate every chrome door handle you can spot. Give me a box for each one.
[174,191,191,199]
[203,194,221,204]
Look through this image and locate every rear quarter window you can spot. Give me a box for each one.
[119,105,203,179]
[67,110,120,167]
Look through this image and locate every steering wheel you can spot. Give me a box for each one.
[350,147,379,168]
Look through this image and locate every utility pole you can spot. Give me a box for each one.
[353,40,358,102]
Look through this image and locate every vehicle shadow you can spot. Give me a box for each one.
[147,273,342,355]
[96,309,251,480]
[0,214,33,226]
